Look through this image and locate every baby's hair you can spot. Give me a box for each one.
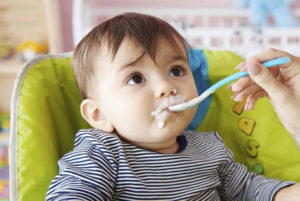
[72,12,189,99]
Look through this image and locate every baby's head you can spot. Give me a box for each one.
[72,13,198,152]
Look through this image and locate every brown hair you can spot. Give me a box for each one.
[72,12,189,99]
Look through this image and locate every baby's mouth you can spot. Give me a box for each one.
[151,95,186,116]
[151,106,170,117]
[151,95,186,128]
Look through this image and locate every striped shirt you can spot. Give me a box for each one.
[46,129,294,200]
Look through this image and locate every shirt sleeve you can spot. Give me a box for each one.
[214,133,295,201]
[46,131,118,201]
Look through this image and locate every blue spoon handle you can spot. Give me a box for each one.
[208,57,291,92]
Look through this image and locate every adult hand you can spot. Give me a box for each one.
[228,48,300,137]
[273,183,300,201]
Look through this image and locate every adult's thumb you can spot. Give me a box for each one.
[247,61,287,102]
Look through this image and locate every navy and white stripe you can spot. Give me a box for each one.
[46,129,294,200]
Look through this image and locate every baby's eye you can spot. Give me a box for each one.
[127,73,145,85]
[170,65,185,77]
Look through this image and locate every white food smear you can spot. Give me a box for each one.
[151,95,186,128]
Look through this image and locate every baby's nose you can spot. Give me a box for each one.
[155,85,177,99]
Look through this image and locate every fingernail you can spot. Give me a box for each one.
[235,61,246,69]
[244,101,249,111]
[231,93,242,101]
[233,94,244,102]
[227,83,233,90]
[231,83,240,92]
[248,62,261,76]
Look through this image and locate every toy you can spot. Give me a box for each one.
[0,113,9,201]
[236,0,299,27]
[0,43,14,60]
[0,113,9,134]
[17,40,48,61]
[0,145,8,168]
[0,180,9,201]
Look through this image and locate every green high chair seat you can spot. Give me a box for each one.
[9,53,90,201]
[9,50,300,201]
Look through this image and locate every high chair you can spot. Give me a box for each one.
[9,53,90,201]
[9,50,300,201]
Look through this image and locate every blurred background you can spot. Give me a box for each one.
[0,0,299,200]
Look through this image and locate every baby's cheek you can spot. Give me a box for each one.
[186,107,197,121]
[191,84,199,97]
[122,103,150,124]
[184,80,198,97]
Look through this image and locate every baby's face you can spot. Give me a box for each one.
[93,37,198,151]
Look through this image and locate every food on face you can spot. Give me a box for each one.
[151,95,186,128]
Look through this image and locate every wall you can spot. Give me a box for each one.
[0,0,48,112]
[83,0,235,8]
[59,0,238,52]
[59,0,300,52]
[0,0,48,47]
[59,0,73,53]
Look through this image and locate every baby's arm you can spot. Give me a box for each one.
[46,130,117,200]
[273,183,300,201]
[215,134,295,201]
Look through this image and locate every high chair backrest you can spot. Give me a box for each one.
[9,50,300,201]
[9,53,90,201]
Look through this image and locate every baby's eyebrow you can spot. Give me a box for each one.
[170,55,188,63]
[119,51,146,72]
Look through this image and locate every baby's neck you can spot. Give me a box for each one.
[153,141,180,154]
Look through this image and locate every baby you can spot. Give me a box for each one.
[46,13,298,200]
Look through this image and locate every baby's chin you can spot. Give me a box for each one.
[154,112,192,132]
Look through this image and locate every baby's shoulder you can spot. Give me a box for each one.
[57,129,122,173]
[75,128,120,142]
[74,128,123,153]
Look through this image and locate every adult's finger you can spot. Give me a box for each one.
[248,48,291,69]
[231,83,262,102]
[247,61,289,104]
[230,76,253,92]
[235,49,292,71]
[245,90,268,111]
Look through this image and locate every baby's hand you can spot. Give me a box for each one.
[228,48,300,137]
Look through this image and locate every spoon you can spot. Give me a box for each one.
[169,56,291,112]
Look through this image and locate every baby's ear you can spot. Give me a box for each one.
[80,99,114,132]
